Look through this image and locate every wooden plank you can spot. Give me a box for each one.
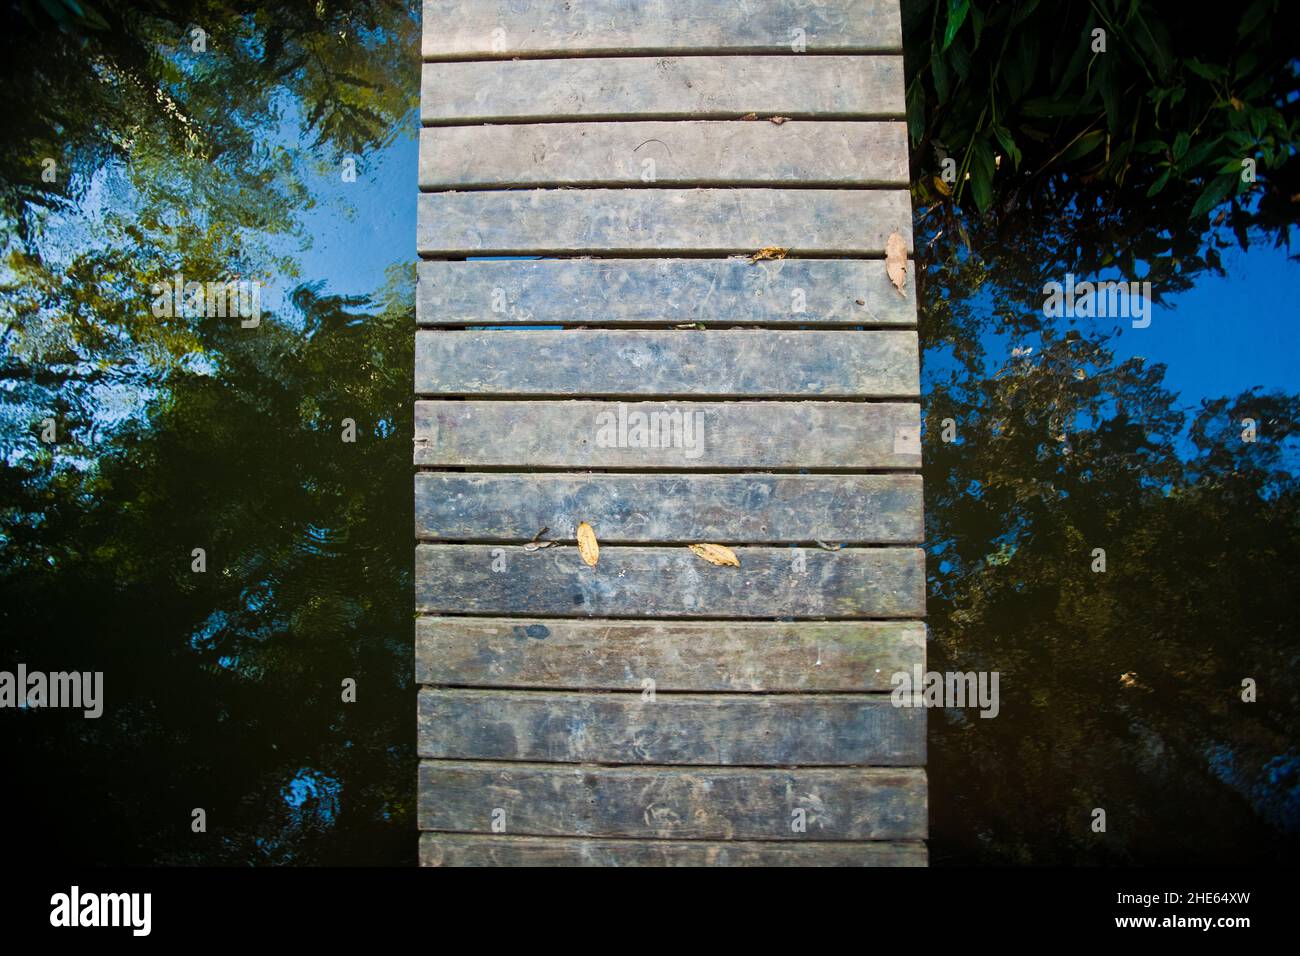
[419,121,909,188]
[415,618,924,691]
[418,761,928,840]
[421,56,905,123]
[413,400,923,469]
[421,0,903,59]
[418,688,925,765]
[418,188,912,256]
[416,258,917,327]
[419,833,927,867]
[414,473,923,544]
[414,544,925,618]
[415,330,919,398]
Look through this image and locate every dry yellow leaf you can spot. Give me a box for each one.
[749,246,788,263]
[932,175,952,197]
[689,543,740,567]
[769,115,789,125]
[576,521,599,567]
[885,231,907,298]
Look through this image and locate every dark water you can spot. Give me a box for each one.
[1,2,1297,865]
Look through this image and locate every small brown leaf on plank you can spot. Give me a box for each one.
[689,543,740,567]
[769,115,789,125]
[885,231,907,298]
[749,246,787,263]
[576,521,599,567]
[741,112,758,120]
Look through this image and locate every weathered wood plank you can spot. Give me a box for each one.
[418,688,925,765]
[415,330,919,397]
[417,188,912,256]
[413,400,923,469]
[414,473,923,544]
[419,833,927,867]
[414,544,925,617]
[421,0,903,59]
[416,257,918,327]
[419,121,909,188]
[418,761,928,840]
[415,618,924,691]
[421,56,905,124]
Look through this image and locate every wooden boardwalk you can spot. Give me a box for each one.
[415,0,925,866]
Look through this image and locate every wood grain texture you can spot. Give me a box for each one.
[415,618,924,691]
[414,472,923,543]
[415,0,927,865]
[421,56,905,123]
[416,257,918,327]
[415,329,919,397]
[421,0,903,59]
[418,188,912,256]
[418,761,928,840]
[419,121,909,188]
[413,400,924,469]
[418,688,925,765]
[414,544,925,618]
[419,832,927,867]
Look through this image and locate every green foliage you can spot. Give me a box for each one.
[0,0,418,465]
[0,1,419,864]
[903,0,1300,286]
[1,271,417,864]
[924,326,1300,862]
[908,5,1300,861]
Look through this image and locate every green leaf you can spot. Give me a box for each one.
[932,48,952,103]
[1132,12,1175,78]
[969,4,985,49]
[1184,59,1225,82]
[943,0,971,52]
[1249,110,1267,140]
[1190,175,1234,219]
[993,125,1023,170]
[1182,138,1218,170]
[1145,168,1171,197]
[948,32,972,83]
[1238,0,1272,38]
[1053,12,1093,92]
[1062,129,1105,163]
[1172,132,1189,161]
[1006,30,1041,102]
[906,80,926,146]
